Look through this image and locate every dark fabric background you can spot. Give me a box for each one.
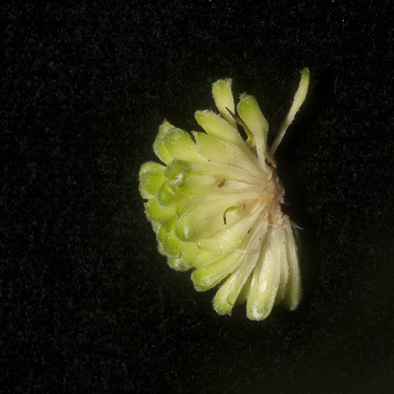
[1,1,393,393]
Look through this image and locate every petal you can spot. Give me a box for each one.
[213,221,269,315]
[181,173,232,195]
[175,195,217,218]
[193,132,263,177]
[280,220,302,310]
[237,94,269,168]
[212,78,237,128]
[191,249,244,291]
[274,227,289,304]
[181,243,227,268]
[246,227,281,321]
[195,110,244,144]
[163,128,202,161]
[177,146,266,186]
[196,212,259,253]
[212,254,255,315]
[175,198,241,242]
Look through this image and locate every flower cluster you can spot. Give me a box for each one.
[139,69,309,320]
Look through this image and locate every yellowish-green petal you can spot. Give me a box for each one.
[280,221,302,310]
[237,94,269,167]
[196,212,259,253]
[193,131,263,178]
[212,78,237,128]
[274,227,289,304]
[163,128,202,161]
[192,249,244,291]
[195,110,244,144]
[175,198,241,242]
[181,243,227,268]
[175,195,217,218]
[246,228,281,321]
[213,248,260,315]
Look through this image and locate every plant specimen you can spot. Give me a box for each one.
[139,69,309,320]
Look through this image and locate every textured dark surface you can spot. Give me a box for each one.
[1,1,394,393]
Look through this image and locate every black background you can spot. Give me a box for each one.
[1,1,394,393]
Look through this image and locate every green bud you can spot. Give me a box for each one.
[152,121,175,164]
[139,161,165,199]
[162,228,184,257]
[167,255,192,271]
[144,197,177,222]
[157,181,180,206]
[165,159,191,188]
[156,216,177,239]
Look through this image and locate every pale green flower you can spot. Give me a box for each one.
[139,69,310,320]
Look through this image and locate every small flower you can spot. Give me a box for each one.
[139,69,310,320]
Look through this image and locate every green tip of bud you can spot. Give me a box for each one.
[165,159,191,188]
[139,162,166,199]
[157,181,179,206]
